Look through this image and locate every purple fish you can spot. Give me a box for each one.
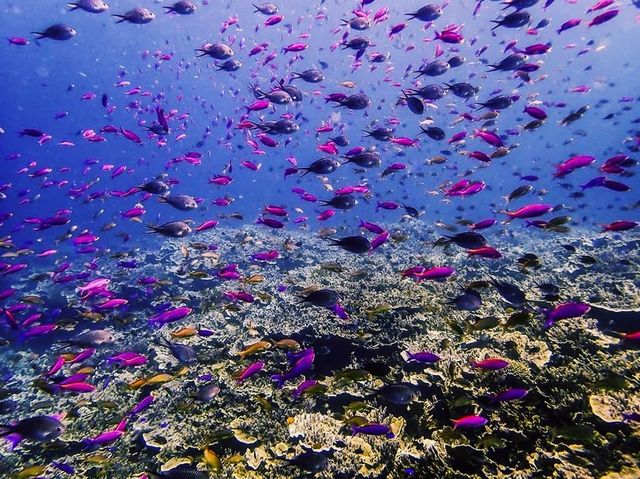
[406,351,441,363]
[129,394,155,416]
[543,302,590,329]
[351,423,395,438]
[148,306,192,327]
[452,415,487,429]
[271,350,315,388]
[235,361,264,383]
[292,379,318,398]
[490,387,529,403]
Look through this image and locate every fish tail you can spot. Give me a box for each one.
[112,14,126,23]
[162,6,174,13]
[145,224,159,234]
[31,31,46,39]
[67,3,79,11]
[0,426,12,437]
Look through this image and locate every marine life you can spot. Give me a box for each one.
[0,2,637,478]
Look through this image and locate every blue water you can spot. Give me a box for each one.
[1,0,639,477]
[1,0,638,246]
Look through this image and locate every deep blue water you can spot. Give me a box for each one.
[0,0,638,251]
[1,0,639,477]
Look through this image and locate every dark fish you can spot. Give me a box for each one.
[477,95,513,110]
[286,452,329,474]
[163,1,197,15]
[408,84,448,101]
[301,289,340,308]
[419,126,446,140]
[320,195,358,210]
[113,7,155,24]
[253,3,279,15]
[328,235,371,254]
[146,221,192,238]
[158,195,198,211]
[292,69,325,83]
[490,278,526,305]
[445,82,479,99]
[139,179,170,195]
[561,106,589,126]
[146,466,208,479]
[448,289,482,311]
[414,60,450,77]
[363,127,395,141]
[156,337,197,364]
[503,184,533,204]
[59,329,115,348]
[491,11,531,30]
[436,232,487,249]
[335,93,370,110]
[406,4,443,22]
[196,43,234,59]
[193,383,220,402]
[488,53,528,71]
[342,151,382,168]
[32,24,77,40]
[0,416,64,445]
[216,59,242,72]
[375,383,418,404]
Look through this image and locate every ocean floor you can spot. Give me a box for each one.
[1,224,639,478]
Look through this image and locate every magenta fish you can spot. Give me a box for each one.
[543,302,590,329]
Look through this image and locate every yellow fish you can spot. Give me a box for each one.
[170,326,198,338]
[238,340,272,359]
[203,447,222,472]
[15,465,46,479]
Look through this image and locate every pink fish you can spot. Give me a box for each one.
[55,382,96,393]
[452,415,488,429]
[472,358,509,370]
[107,352,147,367]
[467,246,502,259]
[8,37,29,46]
[282,43,307,53]
[503,203,553,220]
[208,175,233,186]
[543,302,590,328]
[317,209,336,221]
[416,266,455,282]
[588,8,619,27]
[264,15,284,26]
[96,298,128,310]
[601,220,638,233]
[473,129,503,147]
[119,127,142,144]
[554,155,595,178]
[195,220,218,233]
